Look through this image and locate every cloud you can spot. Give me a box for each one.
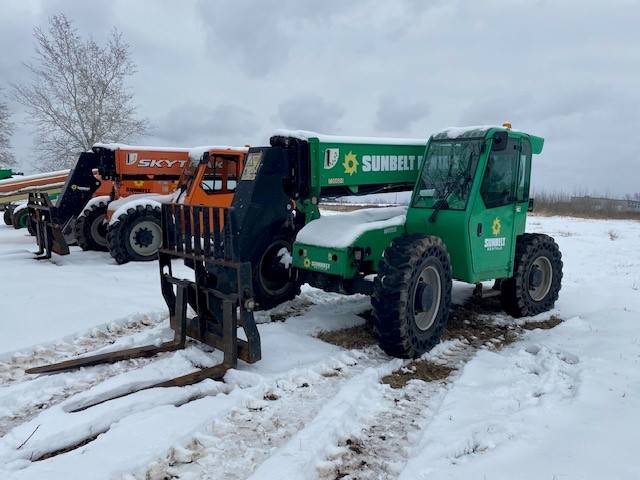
[151,103,259,146]
[375,96,430,133]
[197,0,358,77]
[4,0,640,194]
[277,94,345,133]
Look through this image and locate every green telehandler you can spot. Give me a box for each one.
[27,125,562,406]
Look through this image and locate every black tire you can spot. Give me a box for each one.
[75,200,109,251]
[372,235,452,358]
[251,232,301,311]
[107,204,162,264]
[3,207,13,226]
[12,208,28,230]
[500,233,563,317]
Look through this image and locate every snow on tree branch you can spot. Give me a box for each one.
[12,14,148,171]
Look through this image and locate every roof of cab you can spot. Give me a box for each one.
[431,125,544,154]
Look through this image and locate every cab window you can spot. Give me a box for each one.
[516,139,531,202]
[200,156,238,194]
[480,140,518,208]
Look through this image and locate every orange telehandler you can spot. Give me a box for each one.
[29,144,246,262]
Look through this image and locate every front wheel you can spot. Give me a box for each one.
[107,204,162,264]
[75,200,109,251]
[251,233,301,311]
[372,235,452,358]
[500,233,563,317]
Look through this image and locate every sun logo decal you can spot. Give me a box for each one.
[343,151,358,175]
[133,180,145,188]
[492,217,502,236]
[303,258,311,268]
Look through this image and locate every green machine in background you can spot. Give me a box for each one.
[294,125,562,357]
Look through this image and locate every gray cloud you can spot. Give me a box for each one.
[3,0,640,195]
[375,96,430,133]
[150,103,259,146]
[277,94,345,133]
[197,0,359,77]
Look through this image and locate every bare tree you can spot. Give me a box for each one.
[0,92,15,167]
[13,14,148,170]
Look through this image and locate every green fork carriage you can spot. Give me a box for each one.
[27,125,562,400]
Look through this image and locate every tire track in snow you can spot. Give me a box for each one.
[316,307,561,479]
[0,312,167,386]
[133,349,396,480]
[0,296,320,439]
[318,340,473,480]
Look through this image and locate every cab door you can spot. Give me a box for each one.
[468,136,521,277]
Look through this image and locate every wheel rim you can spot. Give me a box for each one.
[129,220,162,257]
[413,265,442,331]
[259,240,292,297]
[528,256,553,301]
[90,213,108,247]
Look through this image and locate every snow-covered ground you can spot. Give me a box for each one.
[0,215,638,479]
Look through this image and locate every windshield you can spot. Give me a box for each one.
[412,139,482,210]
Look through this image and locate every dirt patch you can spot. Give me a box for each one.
[443,296,519,349]
[522,315,563,330]
[269,299,314,322]
[316,323,378,350]
[381,360,454,389]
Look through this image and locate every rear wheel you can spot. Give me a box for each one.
[372,235,452,358]
[107,204,162,264]
[12,208,28,230]
[500,233,563,317]
[252,233,301,311]
[75,200,109,251]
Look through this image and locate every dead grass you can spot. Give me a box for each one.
[269,299,314,322]
[381,360,454,389]
[316,323,378,350]
[443,295,519,348]
[316,295,563,390]
[533,193,640,221]
[608,230,619,241]
[521,315,563,330]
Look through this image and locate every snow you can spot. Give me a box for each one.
[188,145,249,166]
[295,206,408,248]
[1,214,639,479]
[107,192,180,225]
[92,143,192,153]
[274,129,426,146]
[77,195,111,217]
[0,170,69,187]
[433,125,504,139]
[11,201,28,213]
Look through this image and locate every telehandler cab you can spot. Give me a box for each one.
[103,145,246,263]
[27,126,562,406]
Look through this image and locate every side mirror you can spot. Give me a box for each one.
[528,198,535,212]
[492,131,508,151]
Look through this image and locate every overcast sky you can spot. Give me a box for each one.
[2,0,639,195]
